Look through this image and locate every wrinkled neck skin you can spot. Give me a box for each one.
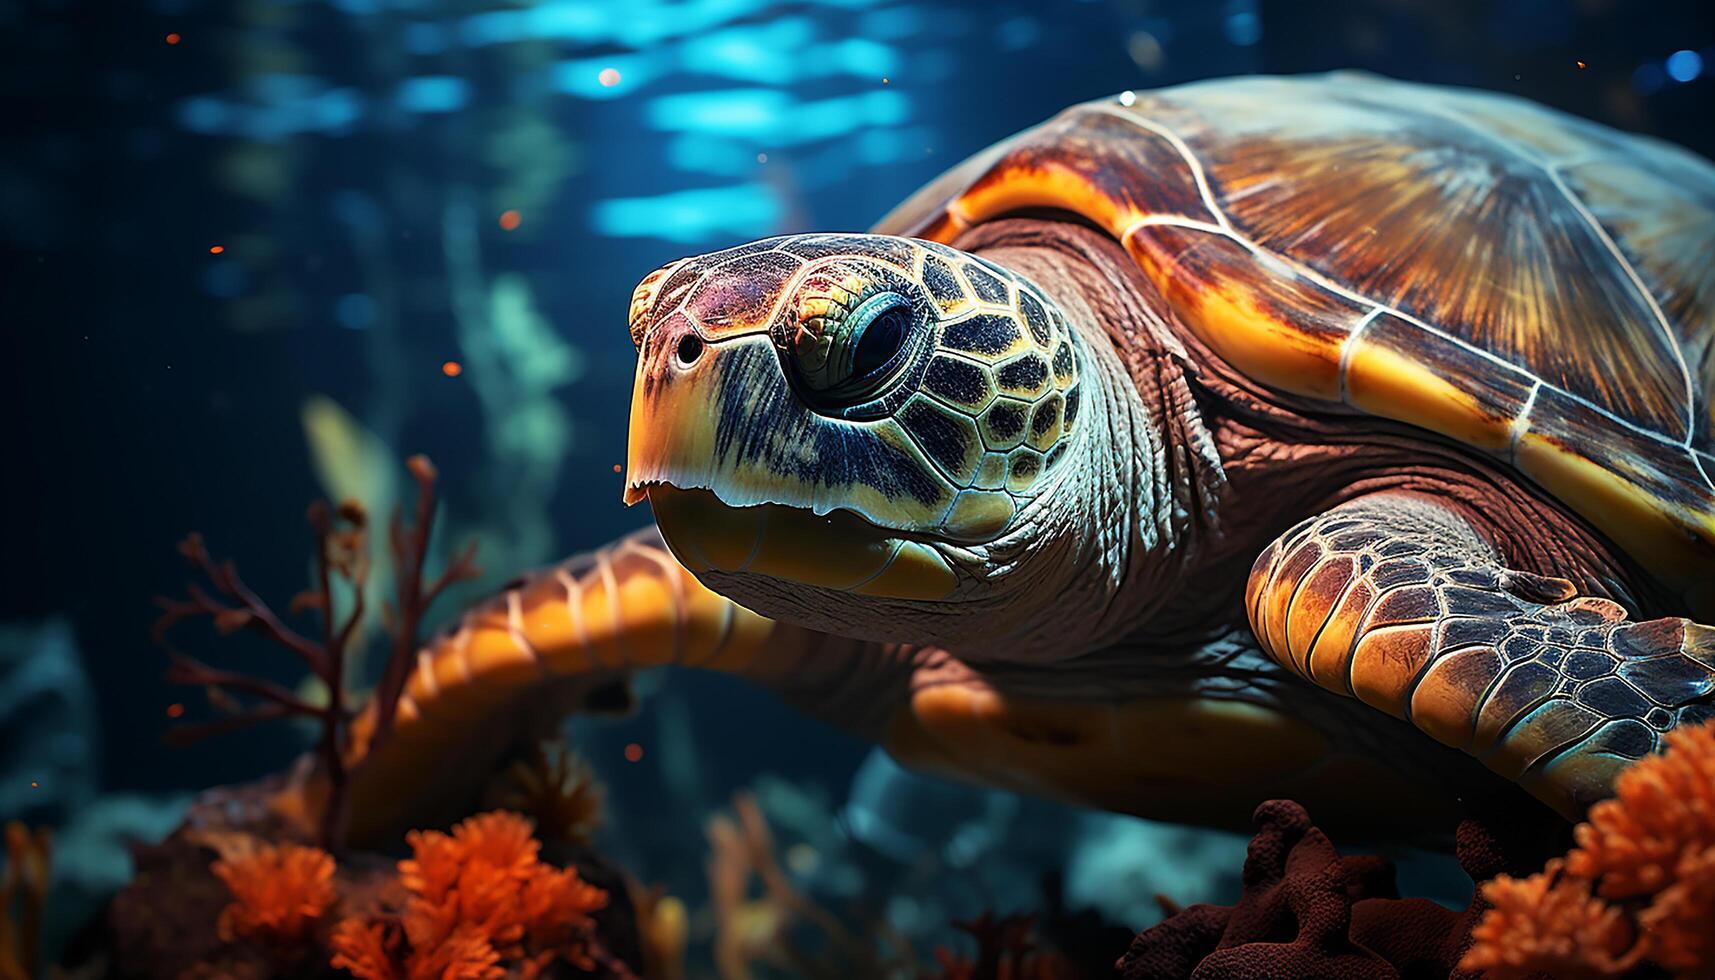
[703,219,1219,661]
[937,219,1220,662]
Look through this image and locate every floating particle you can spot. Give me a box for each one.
[30,781,39,789]
[1576,60,1588,69]
[756,152,768,164]
[441,360,462,377]
[598,67,621,88]
[881,76,891,85]
[208,244,224,254]
[1118,89,1137,107]
[165,32,181,45]
[612,463,622,473]
[166,702,185,718]
[624,742,644,763]
[498,209,522,231]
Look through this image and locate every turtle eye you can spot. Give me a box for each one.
[794,291,919,407]
[850,304,909,380]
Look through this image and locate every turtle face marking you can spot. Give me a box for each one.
[624,234,1086,623]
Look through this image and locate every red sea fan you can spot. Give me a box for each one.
[210,841,337,944]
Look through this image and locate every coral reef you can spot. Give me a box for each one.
[1120,720,1715,979]
[1,823,51,980]
[330,810,615,979]
[483,740,608,847]
[1461,719,1715,979]
[706,789,901,979]
[153,454,479,848]
[209,838,338,944]
[90,801,642,979]
[923,913,1079,980]
[1116,798,1563,980]
[701,790,1119,980]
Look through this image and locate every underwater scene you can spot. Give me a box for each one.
[6,0,1715,976]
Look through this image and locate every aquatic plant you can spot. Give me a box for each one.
[1461,717,1715,978]
[328,810,614,979]
[154,454,479,849]
[706,790,905,979]
[209,839,338,944]
[628,880,687,980]
[482,740,607,846]
[924,912,1079,980]
[0,823,51,980]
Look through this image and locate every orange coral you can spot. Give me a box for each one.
[211,840,337,943]
[330,810,607,980]
[1462,718,1715,978]
[1567,721,1715,898]
[1461,861,1636,980]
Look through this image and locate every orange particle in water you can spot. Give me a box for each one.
[624,743,644,763]
[165,32,181,45]
[598,68,621,87]
[881,76,890,85]
[612,464,622,474]
[441,360,462,377]
[498,209,522,231]
[1576,60,1588,69]
[30,781,38,789]
[167,702,185,718]
[209,245,225,254]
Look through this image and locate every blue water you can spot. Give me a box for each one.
[4,0,1711,967]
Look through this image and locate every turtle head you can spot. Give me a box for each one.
[623,233,1103,650]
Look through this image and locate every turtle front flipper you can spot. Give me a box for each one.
[323,526,821,845]
[1247,492,1715,818]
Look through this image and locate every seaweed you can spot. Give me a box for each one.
[706,790,911,979]
[923,912,1080,980]
[0,823,51,980]
[152,454,479,850]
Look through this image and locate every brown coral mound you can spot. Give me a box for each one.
[210,840,338,943]
[1116,799,1553,980]
[1462,719,1715,978]
[330,810,609,980]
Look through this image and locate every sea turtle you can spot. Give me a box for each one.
[337,73,1715,844]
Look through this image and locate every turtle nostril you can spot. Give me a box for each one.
[675,333,705,367]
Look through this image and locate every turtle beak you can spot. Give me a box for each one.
[622,314,958,601]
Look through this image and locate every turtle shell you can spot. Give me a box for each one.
[879,73,1715,616]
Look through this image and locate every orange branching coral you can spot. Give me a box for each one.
[211,840,338,943]
[329,810,608,980]
[1462,717,1715,978]
[483,740,607,845]
[1462,861,1637,980]
[1567,721,1715,898]
[1640,845,1715,972]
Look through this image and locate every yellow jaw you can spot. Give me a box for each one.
[644,486,957,601]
